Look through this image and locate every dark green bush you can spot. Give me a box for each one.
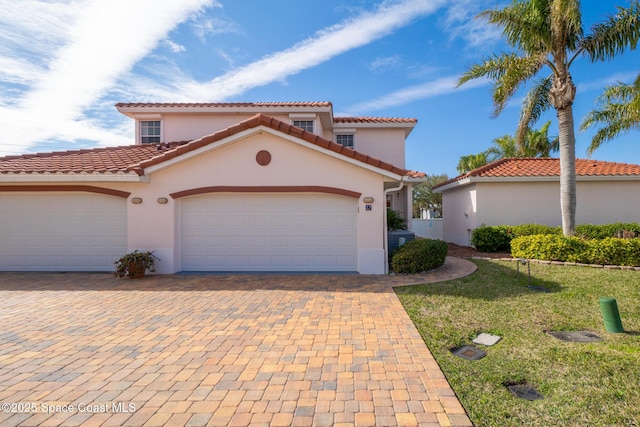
[576,223,640,239]
[510,224,562,237]
[391,238,448,274]
[472,223,640,253]
[511,235,640,266]
[470,225,511,252]
[387,209,407,230]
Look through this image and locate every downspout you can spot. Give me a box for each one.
[383,177,405,274]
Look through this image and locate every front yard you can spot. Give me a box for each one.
[396,259,640,426]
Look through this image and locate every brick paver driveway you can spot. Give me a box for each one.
[0,261,474,427]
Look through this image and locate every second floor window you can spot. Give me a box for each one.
[336,134,355,149]
[293,120,314,133]
[140,121,161,143]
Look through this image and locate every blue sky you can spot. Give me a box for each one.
[0,0,637,177]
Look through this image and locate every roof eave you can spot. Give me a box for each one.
[435,174,640,192]
[0,172,148,183]
[116,104,334,117]
[332,120,417,137]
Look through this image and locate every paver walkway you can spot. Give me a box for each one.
[0,257,476,427]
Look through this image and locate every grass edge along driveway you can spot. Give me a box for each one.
[396,259,640,427]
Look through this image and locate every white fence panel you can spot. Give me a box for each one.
[413,218,443,240]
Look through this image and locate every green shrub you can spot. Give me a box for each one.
[391,238,448,274]
[576,223,640,239]
[511,235,640,266]
[584,238,640,266]
[511,235,588,262]
[470,225,511,252]
[387,209,407,230]
[509,224,562,237]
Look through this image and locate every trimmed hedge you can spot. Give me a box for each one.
[391,238,448,274]
[470,225,511,252]
[511,235,640,266]
[471,223,640,252]
[575,223,640,239]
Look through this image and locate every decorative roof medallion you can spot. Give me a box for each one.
[256,150,271,166]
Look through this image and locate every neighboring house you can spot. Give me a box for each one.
[0,102,425,274]
[434,157,640,246]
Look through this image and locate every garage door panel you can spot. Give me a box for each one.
[0,193,126,271]
[181,193,357,272]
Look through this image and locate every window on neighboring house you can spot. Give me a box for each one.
[140,120,161,143]
[293,120,314,133]
[336,134,355,149]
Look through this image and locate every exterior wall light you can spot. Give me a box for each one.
[131,197,143,204]
[157,197,168,204]
[363,197,374,203]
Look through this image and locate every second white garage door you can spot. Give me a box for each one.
[180,193,357,272]
[0,192,127,271]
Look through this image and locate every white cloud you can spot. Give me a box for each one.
[369,55,402,73]
[442,0,503,48]
[0,0,214,155]
[165,40,187,53]
[174,0,448,101]
[0,0,448,156]
[192,16,242,41]
[344,75,489,114]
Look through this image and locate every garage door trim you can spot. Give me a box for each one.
[170,185,361,199]
[0,185,130,198]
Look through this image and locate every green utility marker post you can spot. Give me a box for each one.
[599,297,624,333]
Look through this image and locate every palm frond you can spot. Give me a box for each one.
[516,75,553,146]
[581,73,640,153]
[459,53,546,116]
[550,0,583,52]
[580,1,640,62]
[481,2,552,53]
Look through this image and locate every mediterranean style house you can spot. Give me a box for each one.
[434,157,640,246]
[0,102,425,274]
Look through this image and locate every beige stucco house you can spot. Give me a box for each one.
[434,158,640,246]
[0,102,425,274]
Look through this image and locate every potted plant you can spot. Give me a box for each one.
[114,250,160,278]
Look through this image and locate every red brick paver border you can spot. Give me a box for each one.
[0,257,475,426]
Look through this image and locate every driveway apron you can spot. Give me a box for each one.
[0,259,474,427]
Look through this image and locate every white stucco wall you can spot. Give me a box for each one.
[441,183,477,246]
[345,128,406,168]
[441,179,640,246]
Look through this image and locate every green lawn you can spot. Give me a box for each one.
[396,259,640,427]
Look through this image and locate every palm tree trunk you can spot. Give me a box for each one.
[557,106,576,236]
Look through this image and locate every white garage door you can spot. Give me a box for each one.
[180,193,357,272]
[0,193,127,271]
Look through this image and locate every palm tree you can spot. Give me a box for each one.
[580,73,640,154]
[485,134,519,161]
[457,122,559,173]
[458,1,640,236]
[456,152,489,174]
[524,121,559,157]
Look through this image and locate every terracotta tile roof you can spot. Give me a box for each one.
[406,170,427,179]
[334,116,417,124]
[115,102,333,108]
[0,144,176,175]
[0,114,410,178]
[435,157,640,189]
